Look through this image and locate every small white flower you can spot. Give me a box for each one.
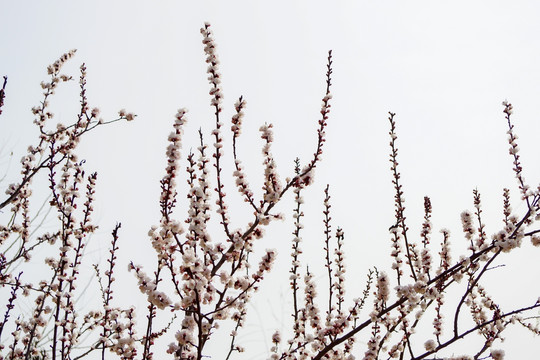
[424,339,436,351]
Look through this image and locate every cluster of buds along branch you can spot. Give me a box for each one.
[269,106,540,360]
[1,22,540,360]
[0,49,137,360]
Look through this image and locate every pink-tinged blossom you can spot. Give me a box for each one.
[491,349,505,360]
[436,228,452,276]
[232,97,246,138]
[232,159,255,203]
[272,330,281,344]
[253,249,277,281]
[260,123,282,203]
[376,272,389,303]
[461,211,476,252]
[424,339,436,351]
[118,109,136,121]
[47,49,77,75]
[304,270,322,332]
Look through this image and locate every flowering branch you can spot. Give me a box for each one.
[2,24,540,360]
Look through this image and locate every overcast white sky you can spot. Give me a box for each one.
[1,1,540,358]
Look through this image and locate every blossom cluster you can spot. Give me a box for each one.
[120,23,334,360]
[2,24,540,360]
[0,51,137,360]
[269,104,540,360]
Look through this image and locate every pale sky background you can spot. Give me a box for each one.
[1,1,540,358]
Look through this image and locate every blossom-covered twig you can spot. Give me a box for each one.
[3,23,540,360]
